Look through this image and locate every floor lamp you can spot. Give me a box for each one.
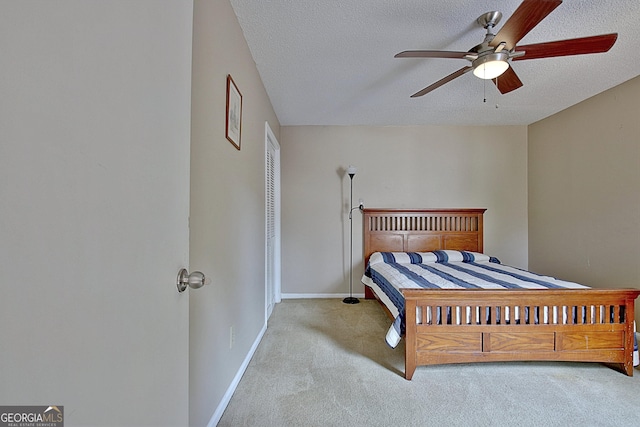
[344,165,362,305]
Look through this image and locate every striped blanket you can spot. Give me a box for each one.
[361,250,589,348]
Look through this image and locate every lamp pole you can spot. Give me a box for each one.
[344,165,359,304]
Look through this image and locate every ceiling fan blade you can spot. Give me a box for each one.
[490,0,562,51]
[512,33,618,61]
[493,67,523,94]
[395,50,471,59]
[410,66,473,97]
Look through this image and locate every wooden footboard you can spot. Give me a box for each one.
[402,288,640,380]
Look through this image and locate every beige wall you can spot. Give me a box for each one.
[190,0,280,425]
[280,125,528,296]
[528,76,640,318]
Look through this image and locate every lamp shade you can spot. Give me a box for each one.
[347,165,357,176]
[472,52,509,80]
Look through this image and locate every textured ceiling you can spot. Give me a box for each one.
[230,0,640,126]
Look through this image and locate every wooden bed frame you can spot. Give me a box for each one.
[362,208,640,380]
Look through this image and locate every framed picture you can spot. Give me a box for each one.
[225,75,242,150]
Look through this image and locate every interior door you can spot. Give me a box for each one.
[0,2,192,425]
[265,123,281,319]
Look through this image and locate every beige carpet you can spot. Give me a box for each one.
[218,299,640,426]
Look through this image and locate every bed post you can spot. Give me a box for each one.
[404,294,417,380]
[623,293,637,376]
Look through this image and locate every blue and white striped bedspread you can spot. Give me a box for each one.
[361,250,588,348]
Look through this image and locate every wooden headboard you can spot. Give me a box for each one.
[362,208,486,299]
[363,208,486,266]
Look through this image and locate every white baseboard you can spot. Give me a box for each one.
[207,322,267,427]
[282,293,365,299]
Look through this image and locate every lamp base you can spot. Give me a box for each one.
[342,296,360,304]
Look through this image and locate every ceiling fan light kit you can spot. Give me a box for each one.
[472,52,509,79]
[396,0,617,97]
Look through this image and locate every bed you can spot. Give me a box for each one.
[361,208,640,380]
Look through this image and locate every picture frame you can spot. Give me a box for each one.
[225,74,242,150]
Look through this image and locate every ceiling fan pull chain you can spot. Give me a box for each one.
[492,76,497,104]
[483,77,486,103]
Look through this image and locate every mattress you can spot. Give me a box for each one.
[362,250,589,348]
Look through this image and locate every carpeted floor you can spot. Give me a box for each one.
[218,299,640,426]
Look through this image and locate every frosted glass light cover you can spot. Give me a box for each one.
[472,52,509,80]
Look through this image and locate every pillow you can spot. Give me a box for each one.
[368,250,498,266]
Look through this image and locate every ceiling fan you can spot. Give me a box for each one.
[396,0,618,97]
